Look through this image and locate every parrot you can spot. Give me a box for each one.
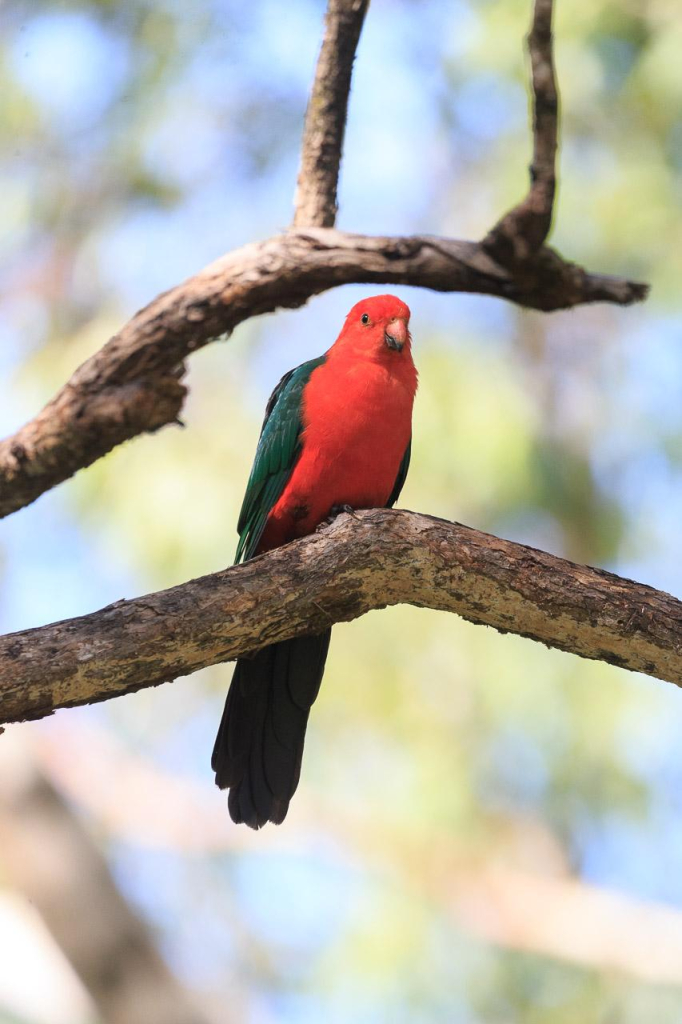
[212,294,418,828]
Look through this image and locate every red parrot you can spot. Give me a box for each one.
[212,294,418,827]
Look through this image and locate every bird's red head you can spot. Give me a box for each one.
[335,294,412,360]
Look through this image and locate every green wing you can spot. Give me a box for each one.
[235,356,326,563]
[386,438,412,508]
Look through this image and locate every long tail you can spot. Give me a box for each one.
[212,631,332,828]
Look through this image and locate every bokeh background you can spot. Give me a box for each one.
[2,0,682,1021]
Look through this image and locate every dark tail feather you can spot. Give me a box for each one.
[212,630,332,828]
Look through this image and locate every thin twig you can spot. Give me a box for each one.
[0,509,679,725]
[483,0,558,264]
[292,0,370,228]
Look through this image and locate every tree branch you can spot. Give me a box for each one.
[0,0,650,519]
[1,509,679,725]
[0,738,214,1024]
[483,0,559,264]
[293,0,369,227]
[0,229,648,519]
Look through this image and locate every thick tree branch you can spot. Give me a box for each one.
[0,509,679,725]
[0,739,214,1024]
[293,0,369,227]
[0,229,648,519]
[484,0,558,264]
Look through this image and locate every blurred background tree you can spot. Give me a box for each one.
[1,0,682,1021]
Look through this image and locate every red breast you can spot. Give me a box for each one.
[260,295,417,551]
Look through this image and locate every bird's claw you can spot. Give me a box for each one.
[321,503,361,527]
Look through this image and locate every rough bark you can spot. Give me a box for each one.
[0,229,648,520]
[293,0,369,227]
[0,509,679,725]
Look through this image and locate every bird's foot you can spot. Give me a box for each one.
[321,504,361,528]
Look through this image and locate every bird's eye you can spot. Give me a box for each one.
[361,313,369,325]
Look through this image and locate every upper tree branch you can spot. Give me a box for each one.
[0,229,648,519]
[0,0,650,519]
[293,0,369,227]
[0,509,679,725]
[484,0,558,264]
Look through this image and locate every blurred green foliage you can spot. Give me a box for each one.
[1,0,682,1021]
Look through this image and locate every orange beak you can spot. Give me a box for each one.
[385,318,408,351]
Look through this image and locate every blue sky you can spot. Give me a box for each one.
[2,1,682,1018]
